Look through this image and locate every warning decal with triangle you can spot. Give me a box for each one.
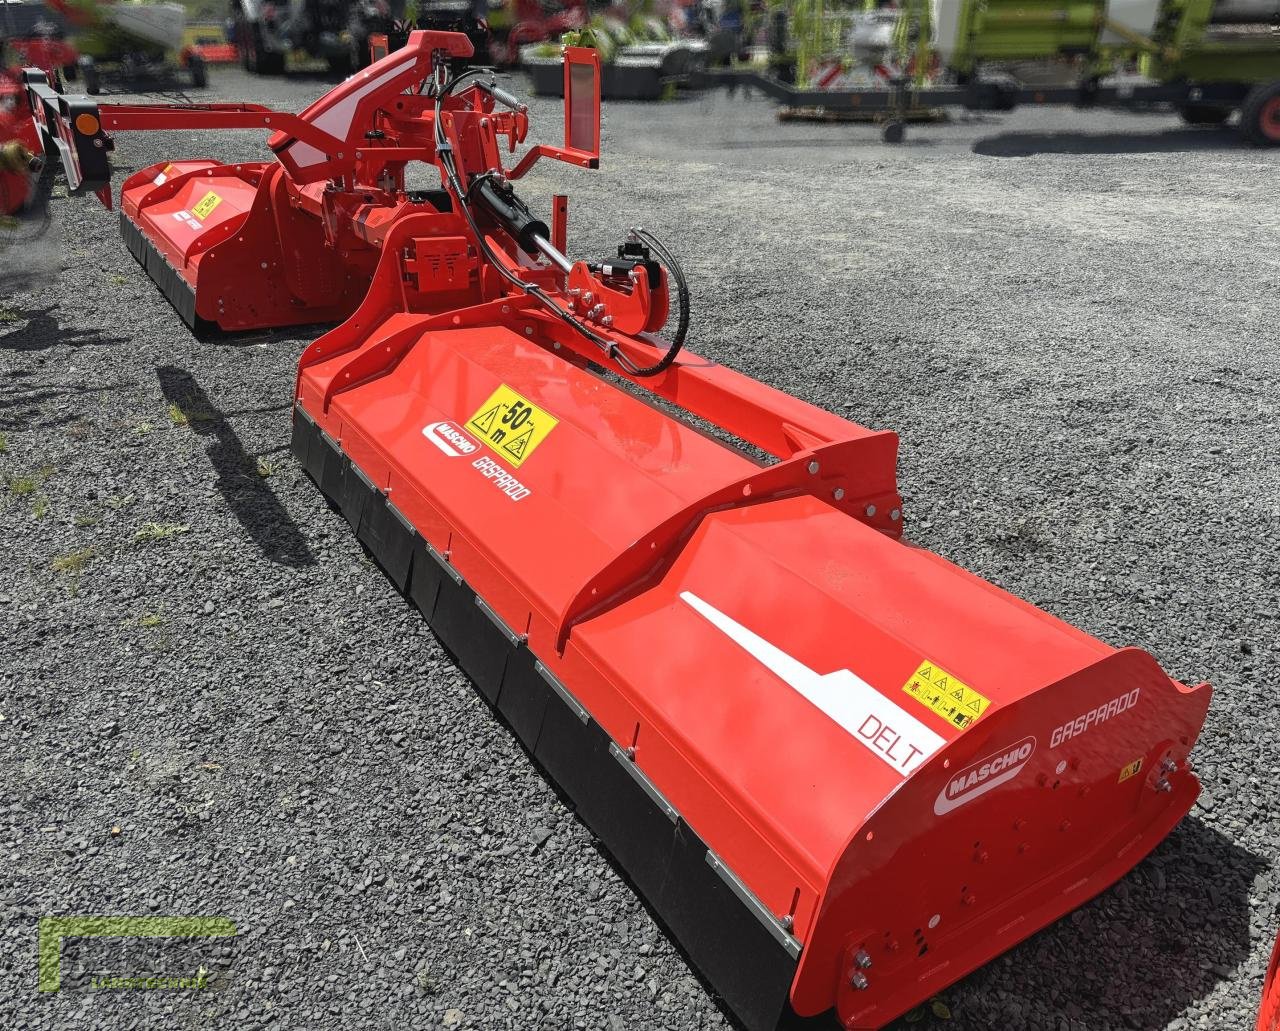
[466,383,560,469]
[901,659,991,730]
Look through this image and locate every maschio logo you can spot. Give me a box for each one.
[934,736,1036,816]
[38,916,237,992]
[422,421,480,457]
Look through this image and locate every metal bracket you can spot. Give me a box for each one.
[705,851,802,960]
[386,499,417,537]
[475,595,524,646]
[426,541,462,584]
[609,742,679,824]
[535,660,588,724]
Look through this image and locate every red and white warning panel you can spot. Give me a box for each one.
[297,319,1211,1031]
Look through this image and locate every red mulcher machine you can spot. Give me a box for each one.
[25,33,1213,1030]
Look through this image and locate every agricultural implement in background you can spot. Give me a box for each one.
[25,33,1214,1030]
[232,0,399,76]
[705,0,1280,143]
[47,0,207,93]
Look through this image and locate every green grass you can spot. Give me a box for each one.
[167,403,189,427]
[52,549,94,574]
[73,513,99,528]
[139,613,165,628]
[134,522,190,542]
[0,307,19,324]
[32,496,48,520]
[0,433,8,453]
[7,465,53,494]
[105,493,135,510]
[256,457,277,478]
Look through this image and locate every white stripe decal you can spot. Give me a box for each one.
[680,592,945,776]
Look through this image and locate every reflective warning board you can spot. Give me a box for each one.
[467,384,558,468]
[1118,757,1144,783]
[902,660,990,730]
[192,191,222,221]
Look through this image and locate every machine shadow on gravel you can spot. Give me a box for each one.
[973,126,1243,157]
[0,306,128,353]
[157,365,315,569]
[938,814,1264,1029]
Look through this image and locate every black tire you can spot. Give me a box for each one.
[1240,80,1280,147]
[1179,103,1232,126]
[80,56,100,96]
[881,120,906,144]
[188,54,208,88]
[238,12,284,76]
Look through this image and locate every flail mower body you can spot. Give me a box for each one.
[26,35,1212,1029]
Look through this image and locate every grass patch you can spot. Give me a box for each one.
[73,513,99,528]
[106,493,135,510]
[139,612,165,628]
[7,465,52,495]
[0,307,19,323]
[256,457,277,478]
[134,522,190,542]
[52,549,94,574]
[109,274,129,286]
[167,401,215,428]
[0,432,8,453]
[32,496,48,519]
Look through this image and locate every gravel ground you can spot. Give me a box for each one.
[1,65,1278,1031]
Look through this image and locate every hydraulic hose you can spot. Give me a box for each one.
[431,70,689,378]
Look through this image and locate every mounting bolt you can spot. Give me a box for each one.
[854,948,872,970]
[865,504,877,517]
[890,508,901,521]
[833,488,845,501]
[588,304,606,320]
[601,315,614,328]
[850,972,869,991]
[780,914,793,931]
[582,291,594,306]
[807,461,820,475]
[1155,778,1172,793]
[1160,758,1177,774]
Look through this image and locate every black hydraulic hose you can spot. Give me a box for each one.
[612,227,690,378]
[431,71,689,378]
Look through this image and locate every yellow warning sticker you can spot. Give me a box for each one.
[191,191,222,221]
[902,660,990,730]
[467,384,558,468]
[1118,757,1144,783]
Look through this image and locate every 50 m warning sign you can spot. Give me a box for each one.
[467,384,558,468]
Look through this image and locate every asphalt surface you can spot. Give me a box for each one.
[1,64,1278,1031]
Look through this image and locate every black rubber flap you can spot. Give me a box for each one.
[293,415,808,1031]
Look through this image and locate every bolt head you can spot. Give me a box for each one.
[807,460,819,475]
[851,972,869,991]
[865,504,877,517]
